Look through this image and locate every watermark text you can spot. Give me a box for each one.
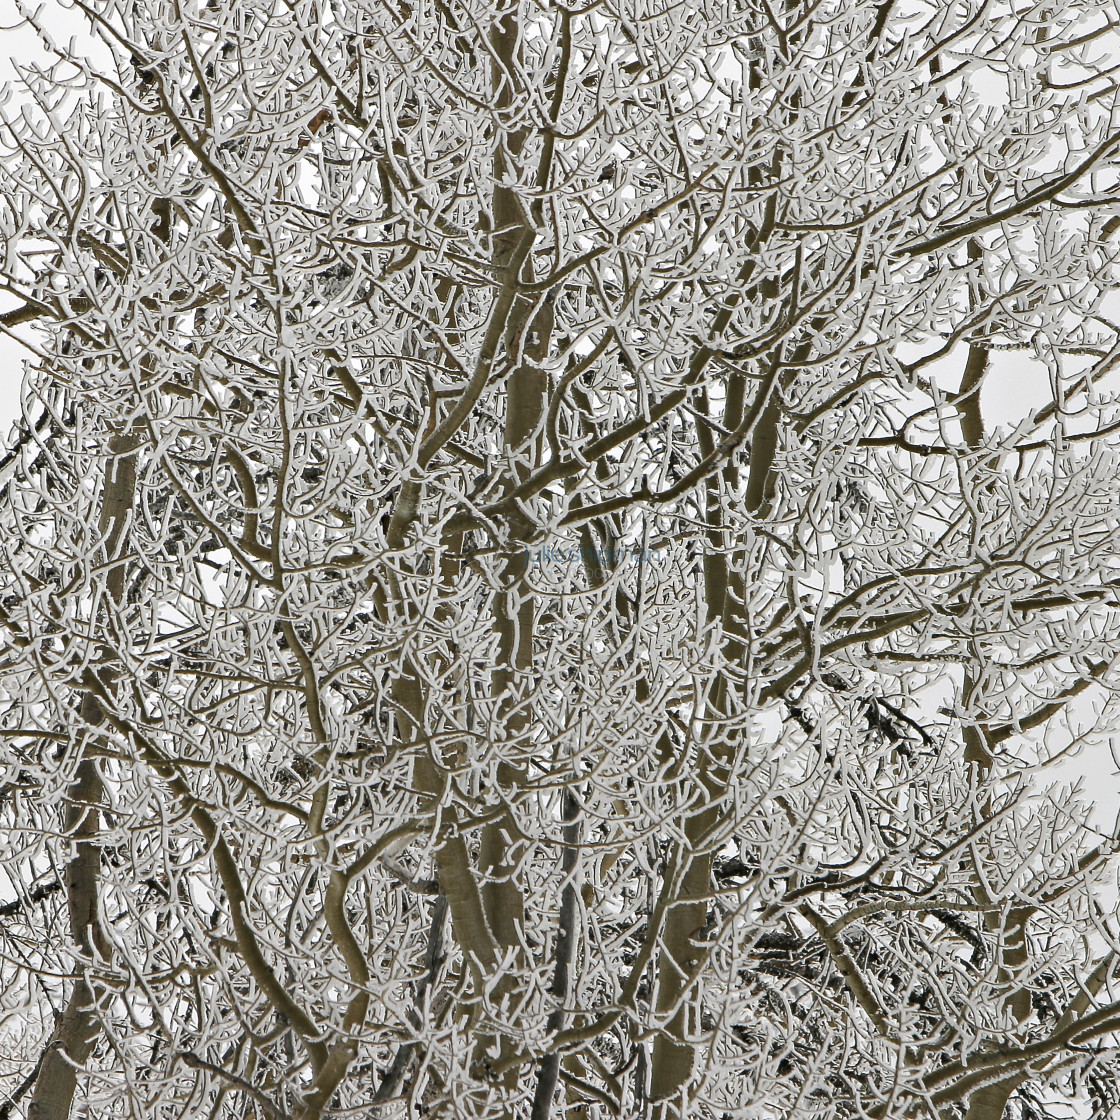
[525,545,664,565]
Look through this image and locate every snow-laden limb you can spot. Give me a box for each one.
[3,2,1120,1119]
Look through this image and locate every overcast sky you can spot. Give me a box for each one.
[0,1,79,435]
[0,0,1116,834]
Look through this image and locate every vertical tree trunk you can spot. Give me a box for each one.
[29,724,107,1120]
[648,806,721,1120]
[30,429,138,1120]
[474,3,551,1101]
[957,356,1025,1120]
[530,789,580,1120]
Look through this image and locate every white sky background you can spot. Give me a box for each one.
[0,1,1116,832]
[0,0,92,437]
[0,2,1066,430]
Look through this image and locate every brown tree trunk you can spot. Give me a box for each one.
[30,429,138,1120]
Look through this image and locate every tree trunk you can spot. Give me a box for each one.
[30,429,137,1119]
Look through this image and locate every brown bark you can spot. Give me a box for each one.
[28,731,107,1120]
[29,430,138,1120]
[956,366,1024,1120]
[648,813,718,1120]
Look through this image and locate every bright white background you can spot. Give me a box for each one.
[0,0,1116,838]
[0,0,98,436]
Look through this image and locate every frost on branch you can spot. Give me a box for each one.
[3,1,1120,1119]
